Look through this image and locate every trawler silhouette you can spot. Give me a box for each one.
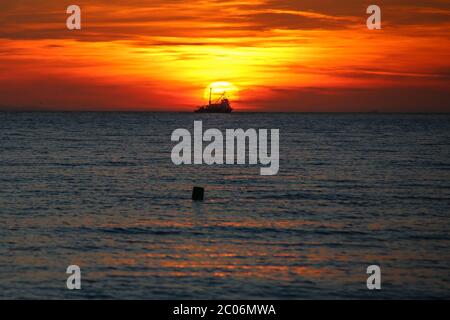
[195,88,233,113]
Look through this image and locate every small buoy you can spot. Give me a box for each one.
[192,186,204,201]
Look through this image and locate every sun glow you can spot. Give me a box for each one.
[204,81,239,101]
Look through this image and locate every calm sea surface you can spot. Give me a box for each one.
[0,112,449,299]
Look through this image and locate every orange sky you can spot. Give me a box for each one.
[0,0,449,112]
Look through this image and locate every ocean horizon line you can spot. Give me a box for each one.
[1,110,450,114]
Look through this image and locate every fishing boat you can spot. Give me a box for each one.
[195,88,233,113]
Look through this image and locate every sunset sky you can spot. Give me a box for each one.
[0,0,449,112]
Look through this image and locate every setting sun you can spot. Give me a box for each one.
[204,82,239,102]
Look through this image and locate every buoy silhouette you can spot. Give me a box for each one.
[192,187,204,201]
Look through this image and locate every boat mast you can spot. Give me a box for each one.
[209,87,212,106]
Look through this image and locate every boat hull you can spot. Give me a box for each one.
[194,108,232,113]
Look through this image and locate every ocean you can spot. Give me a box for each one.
[0,112,449,299]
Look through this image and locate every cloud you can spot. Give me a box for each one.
[1,0,448,41]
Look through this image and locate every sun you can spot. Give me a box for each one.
[203,81,239,101]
